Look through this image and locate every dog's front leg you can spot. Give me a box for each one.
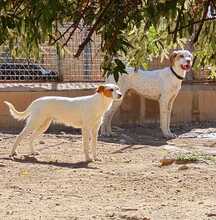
[91,125,101,161]
[101,100,122,136]
[159,99,175,139]
[82,128,92,162]
[167,95,177,137]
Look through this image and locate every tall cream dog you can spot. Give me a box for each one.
[101,50,193,138]
[5,84,122,161]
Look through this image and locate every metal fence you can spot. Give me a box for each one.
[0,24,104,82]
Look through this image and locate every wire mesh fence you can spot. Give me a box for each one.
[58,24,103,82]
[0,23,104,83]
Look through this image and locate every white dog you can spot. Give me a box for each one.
[101,50,193,138]
[5,84,122,161]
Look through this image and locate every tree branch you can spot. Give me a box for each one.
[50,22,79,45]
[169,17,216,34]
[192,0,211,44]
[74,0,113,58]
[13,0,25,16]
[50,0,90,45]
[173,1,185,43]
[62,23,81,47]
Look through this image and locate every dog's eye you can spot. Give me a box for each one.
[110,88,114,92]
[179,54,184,58]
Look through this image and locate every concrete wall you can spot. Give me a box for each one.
[113,83,216,126]
[0,82,216,129]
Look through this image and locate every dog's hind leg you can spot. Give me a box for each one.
[10,124,33,158]
[28,118,52,156]
[82,128,91,162]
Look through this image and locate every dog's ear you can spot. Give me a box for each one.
[96,85,105,93]
[170,51,178,66]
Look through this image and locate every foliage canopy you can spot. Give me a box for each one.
[0,0,215,80]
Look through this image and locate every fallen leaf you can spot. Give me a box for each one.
[159,158,175,166]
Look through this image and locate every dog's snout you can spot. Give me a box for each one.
[118,93,122,99]
[186,57,191,62]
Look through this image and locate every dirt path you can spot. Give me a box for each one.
[0,125,216,220]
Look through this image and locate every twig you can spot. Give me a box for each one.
[13,0,25,16]
[173,1,185,43]
[169,17,216,34]
[51,22,80,45]
[74,0,113,58]
[51,0,90,45]
[192,0,211,44]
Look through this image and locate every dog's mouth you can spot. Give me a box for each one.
[181,64,191,70]
[112,93,122,100]
[117,93,122,99]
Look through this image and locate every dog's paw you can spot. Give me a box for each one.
[9,155,16,160]
[163,132,177,139]
[101,131,116,137]
[9,152,18,160]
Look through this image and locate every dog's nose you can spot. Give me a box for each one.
[118,94,122,99]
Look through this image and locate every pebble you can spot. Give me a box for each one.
[178,165,189,171]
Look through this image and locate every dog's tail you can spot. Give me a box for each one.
[4,101,31,121]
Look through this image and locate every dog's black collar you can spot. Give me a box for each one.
[170,67,184,80]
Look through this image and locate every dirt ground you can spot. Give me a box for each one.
[0,124,216,220]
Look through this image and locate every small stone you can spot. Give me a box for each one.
[60,131,66,135]
[106,212,115,218]
[178,165,189,171]
[206,213,216,217]
[39,140,45,144]
[6,211,14,215]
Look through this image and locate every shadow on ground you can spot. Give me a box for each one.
[99,125,167,147]
[2,122,216,149]
[0,156,97,169]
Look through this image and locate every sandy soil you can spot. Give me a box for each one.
[0,124,216,220]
